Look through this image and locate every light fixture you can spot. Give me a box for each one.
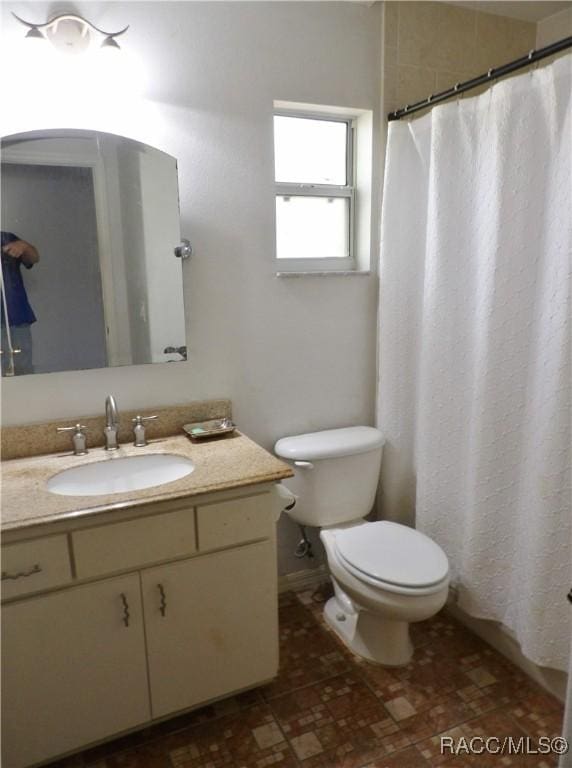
[24,27,46,41]
[12,12,128,54]
[101,36,121,51]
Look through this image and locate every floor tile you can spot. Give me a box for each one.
[290,731,324,760]
[270,672,408,764]
[164,704,297,768]
[465,666,497,687]
[262,625,351,699]
[299,737,384,768]
[365,745,431,767]
[458,711,556,767]
[252,721,286,750]
[42,592,564,768]
[416,714,563,768]
[416,725,469,766]
[509,692,565,740]
[272,673,390,732]
[384,696,417,721]
[409,613,466,649]
[398,693,477,744]
[458,676,539,717]
[166,688,265,732]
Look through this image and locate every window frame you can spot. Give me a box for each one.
[274,109,356,272]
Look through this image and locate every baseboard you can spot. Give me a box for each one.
[278,565,328,594]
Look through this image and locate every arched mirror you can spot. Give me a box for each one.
[1,129,187,376]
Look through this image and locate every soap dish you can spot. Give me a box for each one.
[183,418,236,440]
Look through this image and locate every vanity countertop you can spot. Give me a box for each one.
[1,433,294,533]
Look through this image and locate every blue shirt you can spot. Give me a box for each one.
[1,231,37,326]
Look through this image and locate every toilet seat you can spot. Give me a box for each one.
[334,521,449,594]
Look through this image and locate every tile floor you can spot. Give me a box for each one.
[49,588,564,768]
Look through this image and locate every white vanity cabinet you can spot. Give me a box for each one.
[2,573,150,768]
[143,541,277,719]
[1,487,279,768]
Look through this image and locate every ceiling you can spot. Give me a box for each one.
[447,1,572,22]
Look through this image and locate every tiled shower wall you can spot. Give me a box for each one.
[383,2,536,115]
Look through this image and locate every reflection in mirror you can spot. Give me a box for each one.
[1,130,187,376]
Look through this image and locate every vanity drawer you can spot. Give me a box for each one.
[72,507,197,579]
[2,535,72,600]
[197,494,273,551]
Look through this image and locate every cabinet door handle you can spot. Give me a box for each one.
[120,593,130,627]
[1,564,42,581]
[158,583,167,617]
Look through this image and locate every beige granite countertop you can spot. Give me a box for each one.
[1,433,294,533]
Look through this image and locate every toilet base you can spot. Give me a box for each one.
[324,596,414,666]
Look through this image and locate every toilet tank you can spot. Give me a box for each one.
[274,427,384,527]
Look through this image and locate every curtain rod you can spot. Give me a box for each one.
[388,35,572,121]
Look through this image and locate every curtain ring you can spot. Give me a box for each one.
[527,49,541,73]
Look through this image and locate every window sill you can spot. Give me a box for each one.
[276,270,371,278]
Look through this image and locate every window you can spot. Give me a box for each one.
[273,111,356,271]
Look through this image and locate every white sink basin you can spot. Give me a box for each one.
[47,454,195,497]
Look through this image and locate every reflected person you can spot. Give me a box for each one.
[1,231,39,375]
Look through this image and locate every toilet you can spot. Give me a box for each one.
[274,426,449,666]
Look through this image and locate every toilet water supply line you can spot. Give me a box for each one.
[295,526,314,559]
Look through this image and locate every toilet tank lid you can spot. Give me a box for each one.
[274,426,384,461]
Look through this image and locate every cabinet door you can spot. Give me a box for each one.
[142,541,278,719]
[2,574,150,768]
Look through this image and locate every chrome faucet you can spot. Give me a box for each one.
[104,394,120,450]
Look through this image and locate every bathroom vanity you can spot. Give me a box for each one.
[1,409,292,768]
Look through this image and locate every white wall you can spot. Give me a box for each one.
[0,2,382,575]
[536,6,572,46]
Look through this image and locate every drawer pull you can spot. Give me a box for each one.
[158,583,167,617]
[1,564,42,581]
[120,593,130,627]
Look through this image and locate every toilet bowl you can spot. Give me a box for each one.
[275,426,449,666]
[320,520,449,665]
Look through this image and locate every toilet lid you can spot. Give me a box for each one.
[334,521,449,589]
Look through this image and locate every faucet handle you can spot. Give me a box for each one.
[57,424,89,456]
[131,415,158,424]
[131,415,158,447]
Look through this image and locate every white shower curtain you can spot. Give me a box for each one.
[377,55,571,673]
